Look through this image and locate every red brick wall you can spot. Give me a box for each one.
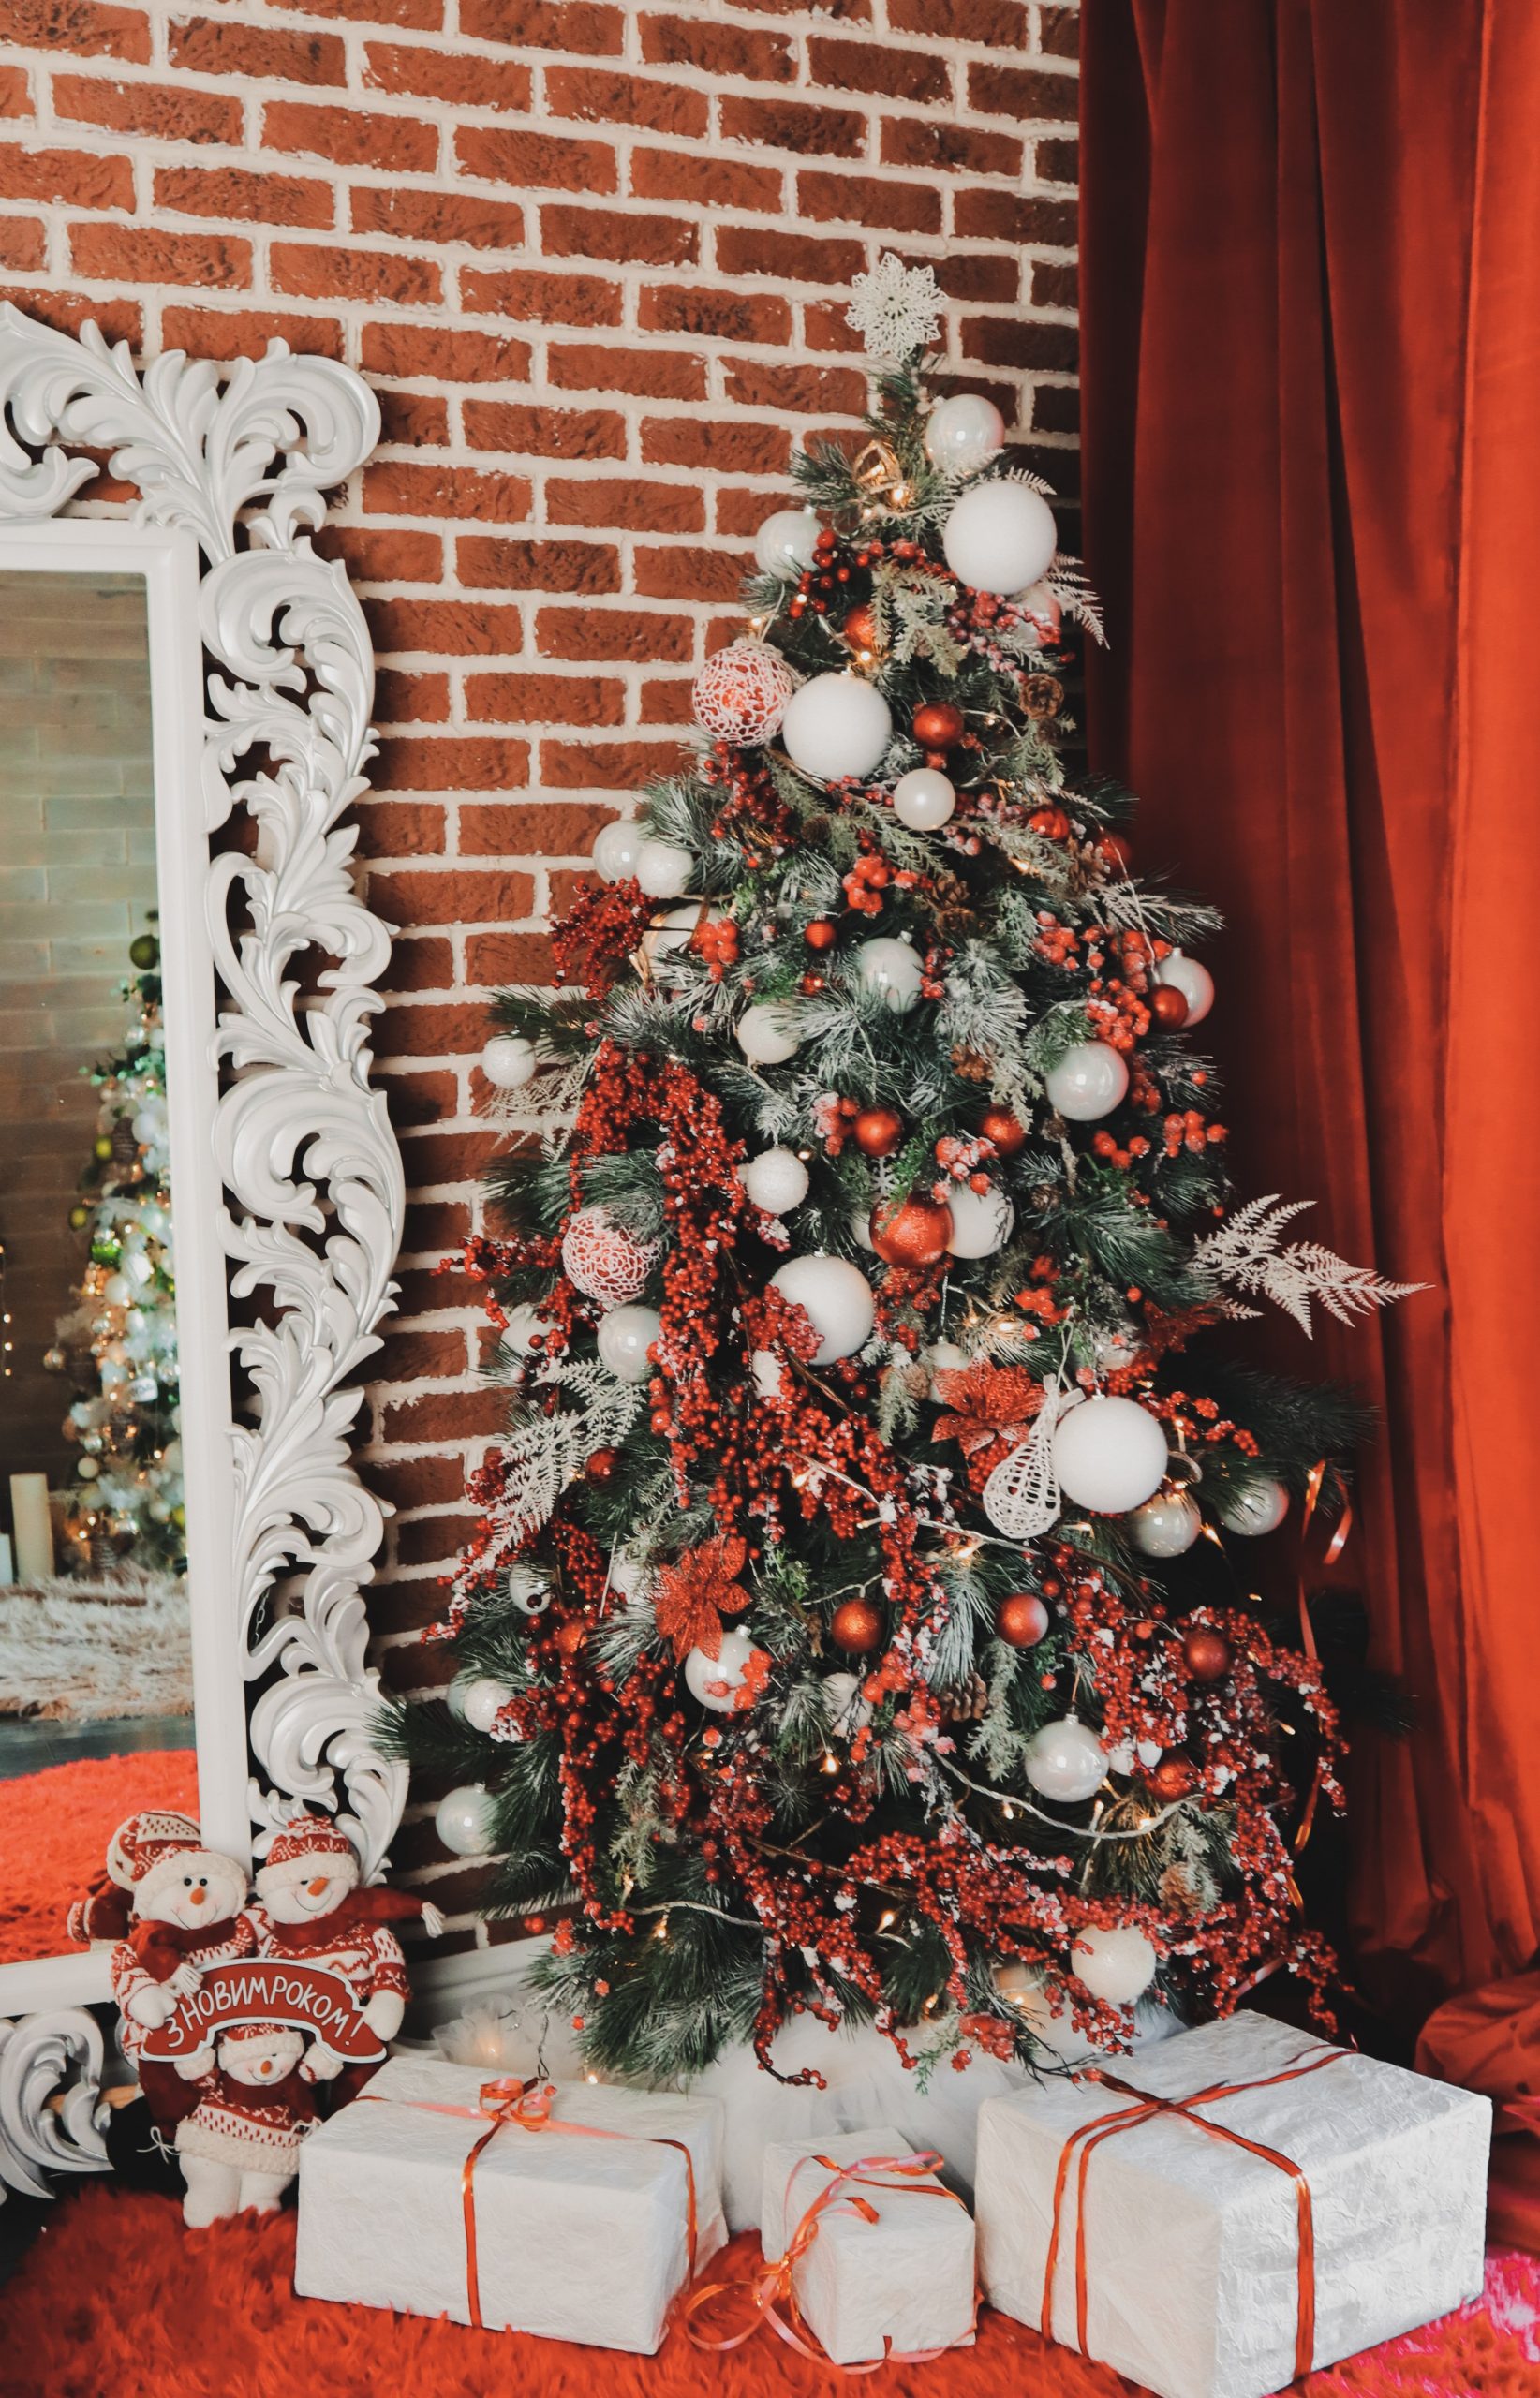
[0,0,1080,1943]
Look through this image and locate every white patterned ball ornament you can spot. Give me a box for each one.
[692,641,795,746]
[561,1205,659,1310]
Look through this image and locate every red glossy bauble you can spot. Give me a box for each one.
[1096,831,1133,869]
[585,1446,617,1484]
[1149,1755,1199,1801]
[555,1620,587,1660]
[842,603,879,655]
[911,701,965,750]
[830,1598,884,1655]
[870,1193,952,1267]
[805,919,837,951]
[1181,1626,1233,1684]
[979,1105,1027,1157]
[998,1592,1050,1648]
[1150,984,1190,1030]
[1029,807,1071,838]
[853,1105,904,1159]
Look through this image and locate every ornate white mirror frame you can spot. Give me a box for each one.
[0,307,407,2202]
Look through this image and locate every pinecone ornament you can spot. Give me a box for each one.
[1022,673,1064,720]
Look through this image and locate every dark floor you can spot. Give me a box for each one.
[0,1712,193,1780]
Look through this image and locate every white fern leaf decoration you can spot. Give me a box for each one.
[983,1377,1073,1541]
[1193,1196,1425,1337]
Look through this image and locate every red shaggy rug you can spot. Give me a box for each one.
[4,2185,1536,2398]
[0,1748,197,1964]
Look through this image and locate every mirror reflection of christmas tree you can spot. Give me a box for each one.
[43,924,184,1576]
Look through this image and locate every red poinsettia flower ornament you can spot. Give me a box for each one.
[653,1531,752,1661]
[932,1364,1045,1483]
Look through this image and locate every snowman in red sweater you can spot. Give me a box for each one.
[249,1816,443,2098]
[175,2021,323,2225]
[108,1818,259,2134]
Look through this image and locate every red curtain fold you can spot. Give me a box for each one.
[1079,0,1540,2019]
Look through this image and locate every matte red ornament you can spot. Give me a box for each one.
[1150,984,1190,1029]
[869,1193,952,1266]
[830,1597,884,1655]
[1181,1625,1233,1683]
[1029,807,1071,838]
[804,919,837,951]
[1097,831,1133,869]
[911,701,965,750]
[585,1447,617,1484]
[842,603,879,655]
[979,1105,1027,1157]
[998,1592,1050,1648]
[1149,1754,1199,1800]
[853,1105,904,1159]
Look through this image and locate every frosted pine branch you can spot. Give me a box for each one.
[1193,1195,1426,1335]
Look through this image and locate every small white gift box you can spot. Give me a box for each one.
[295,2059,726,2353]
[759,2127,976,2367]
[976,2008,1491,2398]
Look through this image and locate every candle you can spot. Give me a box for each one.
[0,1531,12,1586]
[9,1473,53,1584]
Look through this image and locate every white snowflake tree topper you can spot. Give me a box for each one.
[1193,1196,1426,1336]
[846,253,944,362]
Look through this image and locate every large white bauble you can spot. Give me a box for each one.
[754,507,821,580]
[1220,1478,1290,1537]
[446,1668,482,1722]
[684,1627,758,1712]
[1053,1395,1169,1514]
[460,1678,517,1736]
[1045,1040,1130,1122]
[742,1147,809,1214]
[1130,1488,1202,1558]
[435,1784,496,1857]
[635,837,693,898]
[822,1669,873,1736]
[481,1033,537,1090]
[849,1207,877,1254]
[1071,1925,1158,2006]
[780,673,893,783]
[924,392,1006,476]
[735,1003,801,1066]
[942,479,1057,596]
[853,936,923,1014]
[925,1338,970,1396]
[891,766,955,831]
[596,1303,660,1384]
[944,1182,1014,1258]
[1025,1718,1108,1803]
[593,820,644,882]
[503,1302,552,1358]
[769,1254,875,1364]
[1155,951,1215,1026]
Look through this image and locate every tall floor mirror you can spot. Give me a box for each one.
[0,310,406,2202]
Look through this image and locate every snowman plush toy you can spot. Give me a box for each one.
[249,1816,444,2099]
[109,1821,258,2134]
[175,2021,323,2226]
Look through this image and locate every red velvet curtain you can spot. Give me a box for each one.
[1078,0,1540,2024]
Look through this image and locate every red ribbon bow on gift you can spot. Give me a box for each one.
[1042,2046,1348,2385]
[362,2075,700,2331]
[686,2149,977,2374]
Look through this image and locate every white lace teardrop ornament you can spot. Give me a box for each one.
[983,1378,1074,1542]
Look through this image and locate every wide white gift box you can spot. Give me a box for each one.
[760,2126,975,2366]
[976,2009,1490,2398]
[295,2058,726,2353]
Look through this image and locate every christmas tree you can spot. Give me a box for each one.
[409,260,1414,2081]
[44,923,184,1576]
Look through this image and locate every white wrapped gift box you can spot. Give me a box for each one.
[295,2058,726,2353]
[976,2009,1491,2398]
[759,2126,976,2366]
